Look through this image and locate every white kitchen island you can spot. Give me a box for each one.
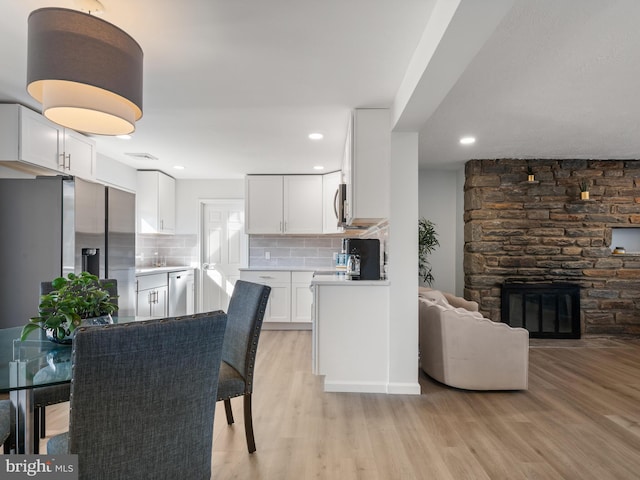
[311,275,390,393]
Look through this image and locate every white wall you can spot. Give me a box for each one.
[418,168,463,295]
[175,179,244,233]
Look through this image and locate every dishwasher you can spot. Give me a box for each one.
[168,270,194,316]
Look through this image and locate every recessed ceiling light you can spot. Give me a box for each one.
[313,165,324,171]
[173,165,185,170]
[460,136,476,145]
[309,133,323,140]
[117,134,131,140]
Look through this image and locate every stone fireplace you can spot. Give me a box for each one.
[464,159,640,335]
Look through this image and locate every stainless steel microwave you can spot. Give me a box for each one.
[334,183,347,227]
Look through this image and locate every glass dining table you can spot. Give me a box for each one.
[0,317,145,454]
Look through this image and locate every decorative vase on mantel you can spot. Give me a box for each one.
[579,180,590,200]
[527,166,535,182]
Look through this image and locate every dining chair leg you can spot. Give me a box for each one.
[243,394,256,454]
[33,411,40,454]
[224,399,234,425]
[40,407,46,438]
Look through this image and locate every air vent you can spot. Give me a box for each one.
[125,152,158,161]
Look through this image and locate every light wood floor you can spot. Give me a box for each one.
[41,331,640,479]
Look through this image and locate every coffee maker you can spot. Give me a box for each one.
[343,238,380,280]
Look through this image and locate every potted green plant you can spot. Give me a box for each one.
[21,272,118,343]
[418,217,439,286]
[579,180,590,200]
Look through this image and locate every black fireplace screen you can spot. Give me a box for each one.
[501,283,580,339]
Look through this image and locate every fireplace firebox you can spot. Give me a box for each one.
[501,282,580,339]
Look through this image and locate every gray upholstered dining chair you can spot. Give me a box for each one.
[1,399,10,453]
[217,280,271,454]
[47,311,227,479]
[33,279,118,453]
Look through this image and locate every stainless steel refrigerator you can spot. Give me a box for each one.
[0,176,135,328]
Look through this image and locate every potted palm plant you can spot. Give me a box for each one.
[418,217,439,286]
[21,272,118,343]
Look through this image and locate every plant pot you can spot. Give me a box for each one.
[45,314,113,344]
[581,191,590,200]
[45,327,73,344]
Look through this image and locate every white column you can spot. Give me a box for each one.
[387,132,420,394]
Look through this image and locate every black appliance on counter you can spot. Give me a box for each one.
[343,238,381,280]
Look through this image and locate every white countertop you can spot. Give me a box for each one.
[135,266,194,275]
[239,267,317,272]
[311,274,389,286]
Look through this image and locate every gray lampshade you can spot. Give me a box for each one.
[27,7,143,136]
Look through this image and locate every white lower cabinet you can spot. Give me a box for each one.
[239,270,313,327]
[291,272,314,323]
[136,273,168,317]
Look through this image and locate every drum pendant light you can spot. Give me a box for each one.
[26,7,143,135]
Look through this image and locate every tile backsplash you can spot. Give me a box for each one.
[249,236,343,269]
[136,224,389,272]
[136,234,198,268]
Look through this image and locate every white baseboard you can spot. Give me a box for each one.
[323,380,388,394]
[387,382,421,395]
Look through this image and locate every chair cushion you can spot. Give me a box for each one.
[217,361,246,400]
[0,400,10,444]
[47,431,69,454]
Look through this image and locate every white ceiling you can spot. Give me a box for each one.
[420,0,640,169]
[1,1,639,179]
[0,0,434,178]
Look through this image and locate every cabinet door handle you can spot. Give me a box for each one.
[279,221,283,232]
[258,275,274,279]
[284,221,287,232]
[58,153,65,169]
[66,153,71,170]
[333,188,339,220]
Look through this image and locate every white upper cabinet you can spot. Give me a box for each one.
[136,170,176,234]
[245,175,323,234]
[0,104,96,180]
[62,128,96,179]
[283,175,322,234]
[342,108,390,227]
[245,175,284,234]
[322,170,343,234]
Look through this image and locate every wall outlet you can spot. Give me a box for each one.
[265,251,271,260]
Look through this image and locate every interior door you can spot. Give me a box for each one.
[201,200,246,312]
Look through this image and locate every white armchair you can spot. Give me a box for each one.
[419,295,529,390]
